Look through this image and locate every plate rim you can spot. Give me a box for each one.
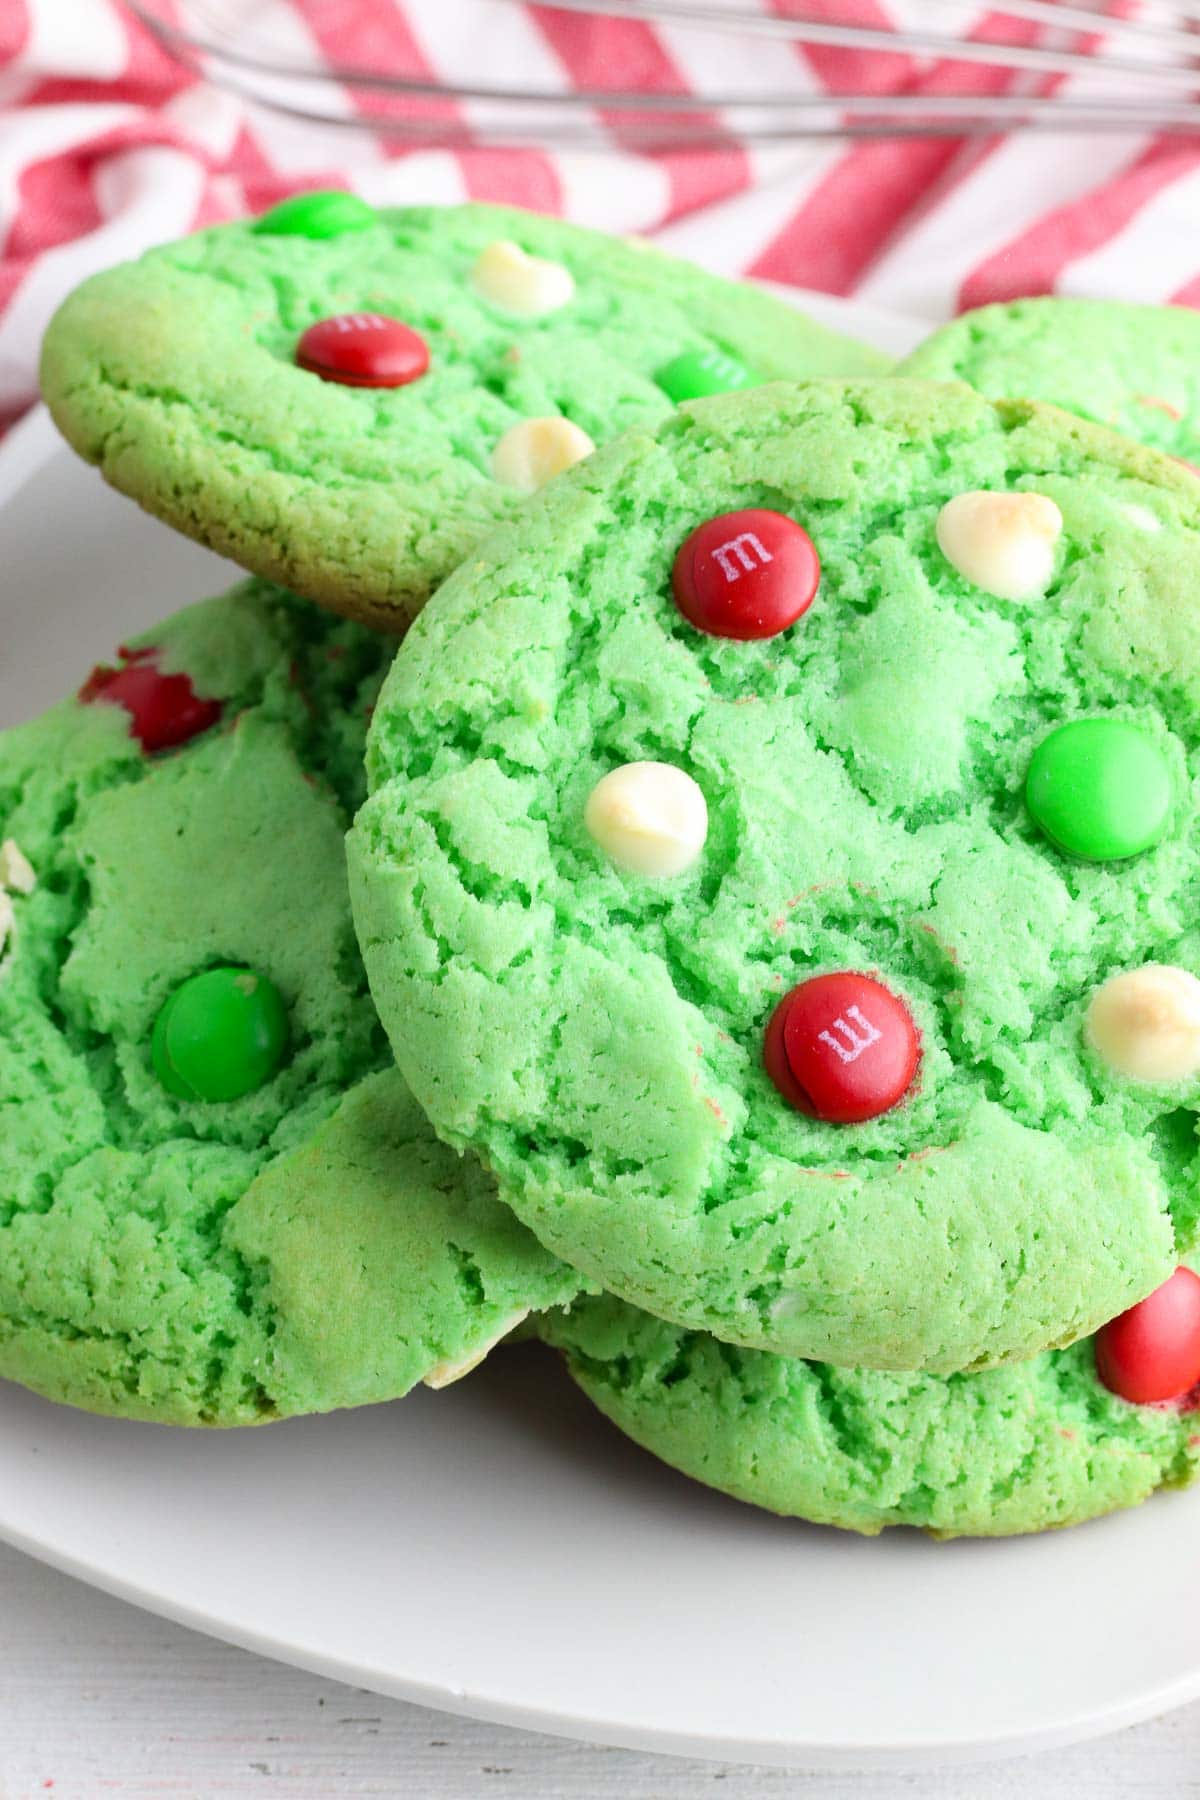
[5,1497,1200,1773]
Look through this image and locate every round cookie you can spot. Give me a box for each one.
[900,298,1200,465]
[540,1293,1200,1538]
[0,582,579,1425]
[39,201,889,632]
[350,377,1200,1374]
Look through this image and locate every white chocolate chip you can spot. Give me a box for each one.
[0,891,13,958]
[0,839,36,895]
[1086,964,1200,1083]
[491,417,595,494]
[585,761,709,878]
[1119,501,1162,533]
[423,1308,530,1390]
[471,240,575,318]
[935,490,1063,601]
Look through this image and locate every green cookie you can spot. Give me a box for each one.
[540,1294,1200,1538]
[40,201,888,632]
[900,298,1200,464]
[0,582,579,1425]
[350,378,1200,1374]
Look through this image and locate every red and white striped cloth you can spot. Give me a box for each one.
[3,0,1200,436]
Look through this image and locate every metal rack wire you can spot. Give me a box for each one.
[130,0,1200,143]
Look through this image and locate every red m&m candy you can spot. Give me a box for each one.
[1095,1267,1200,1405]
[764,972,920,1124]
[671,508,819,641]
[79,647,221,753]
[295,314,430,389]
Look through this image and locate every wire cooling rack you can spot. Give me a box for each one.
[131,0,1200,143]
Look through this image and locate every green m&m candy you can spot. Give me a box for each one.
[152,966,290,1103]
[1025,717,1172,862]
[654,347,756,405]
[252,190,375,240]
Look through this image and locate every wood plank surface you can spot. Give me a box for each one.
[3,1543,1200,1800]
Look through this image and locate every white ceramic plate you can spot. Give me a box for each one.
[4,294,1200,1773]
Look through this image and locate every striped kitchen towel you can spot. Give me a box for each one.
[2,0,1198,432]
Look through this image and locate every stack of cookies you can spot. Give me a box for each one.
[9,194,1200,1538]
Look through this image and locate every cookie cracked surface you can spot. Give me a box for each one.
[351,378,1200,1373]
[40,203,888,631]
[0,582,578,1425]
[541,1293,1200,1538]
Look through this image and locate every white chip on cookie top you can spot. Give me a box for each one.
[1086,964,1200,1084]
[0,839,36,895]
[491,417,595,493]
[1119,502,1162,533]
[471,240,575,318]
[585,761,708,878]
[936,490,1062,602]
[423,1308,530,1390]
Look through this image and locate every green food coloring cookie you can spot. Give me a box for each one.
[40,202,888,632]
[350,378,1200,1374]
[0,582,579,1425]
[541,1293,1200,1539]
[899,297,1200,465]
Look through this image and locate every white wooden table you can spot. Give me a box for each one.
[2,1542,1199,1799]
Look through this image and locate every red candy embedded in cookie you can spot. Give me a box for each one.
[295,313,430,388]
[671,508,819,640]
[1095,1268,1200,1405]
[764,972,919,1124]
[79,647,221,753]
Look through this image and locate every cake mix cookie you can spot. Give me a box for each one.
[39,200,888,632]
[0,582,579,1425]
[350,378,1200,1374]
[540,1286,1200,1538]
[900,298,1200,464]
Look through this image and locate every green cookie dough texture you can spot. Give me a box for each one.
[350,378,1200,1374]
[541,1293,1200,1538]
[39,203,888,632]
[900,298,1200,464]
[0,583,578,1425]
